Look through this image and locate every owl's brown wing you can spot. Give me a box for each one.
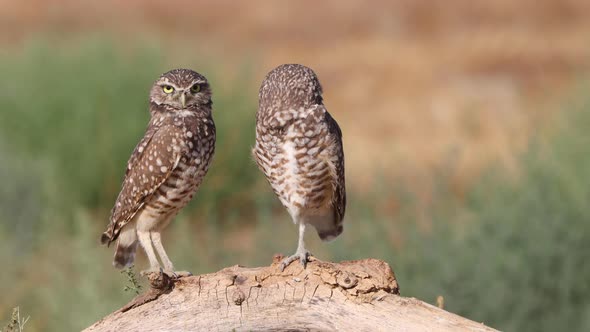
[100,123,184,246]
[324,108,346,224]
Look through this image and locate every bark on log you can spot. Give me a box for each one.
[85,255,497,332]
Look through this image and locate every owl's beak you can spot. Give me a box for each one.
[180,93,187,108]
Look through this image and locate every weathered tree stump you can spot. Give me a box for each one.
[85,255,497,331]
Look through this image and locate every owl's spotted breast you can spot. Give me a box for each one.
[103,109,215,244]
[143,147,213,219]
[253,104,345,240]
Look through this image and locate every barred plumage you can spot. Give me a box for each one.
[253,64,346,270]
[101,69,215,276]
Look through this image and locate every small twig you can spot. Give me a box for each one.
[2,307,30,332]
[121,265,142,295]
[118,270,175,313]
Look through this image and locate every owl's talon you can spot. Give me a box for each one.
[174,271,193,278]
[162,270,192,279]
[163,270,177,278]
[280,251,310,271]
[140,267,164,277]
[300,254,308,268]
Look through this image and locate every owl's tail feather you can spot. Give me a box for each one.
[317,223,343,242]
[100,221,118,247]
[304,212,344,242]
[100,231,112,246]
[113,240,138,269]
[112,222,138,269]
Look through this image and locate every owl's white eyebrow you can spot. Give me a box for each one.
[158,82,180,89]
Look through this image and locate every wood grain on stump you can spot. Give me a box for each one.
[85,256,497,332]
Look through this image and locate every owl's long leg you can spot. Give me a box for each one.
[151,231,173,270]
[137,230,161,274]
[151,231,192,278]
[280,222,311,271]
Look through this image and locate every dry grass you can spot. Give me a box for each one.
[1,0,589,190]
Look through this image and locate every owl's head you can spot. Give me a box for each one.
[259,64,324,110]
[150,69,211,110]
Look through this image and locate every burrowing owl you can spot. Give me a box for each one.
[253,64,346,270]
[100,69,215,277]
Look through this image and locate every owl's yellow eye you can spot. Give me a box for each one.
[163,85,174,94]
[190,84,201,93]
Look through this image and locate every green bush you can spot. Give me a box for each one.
[393,97,590,332]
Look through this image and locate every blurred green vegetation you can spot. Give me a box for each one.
[393,101,590,331]
[1,41,589,331]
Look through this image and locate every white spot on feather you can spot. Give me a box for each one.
[308,146,320,156]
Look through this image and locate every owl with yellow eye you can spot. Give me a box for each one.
[155,75,205,109]
[100,68,215,278]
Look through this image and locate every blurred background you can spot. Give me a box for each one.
[1,0,590,331]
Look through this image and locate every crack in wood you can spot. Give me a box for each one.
[309,284,319,305]
[300,282,307,304]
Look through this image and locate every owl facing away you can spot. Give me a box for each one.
[253,64,346,271]
[100,68,216,277]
